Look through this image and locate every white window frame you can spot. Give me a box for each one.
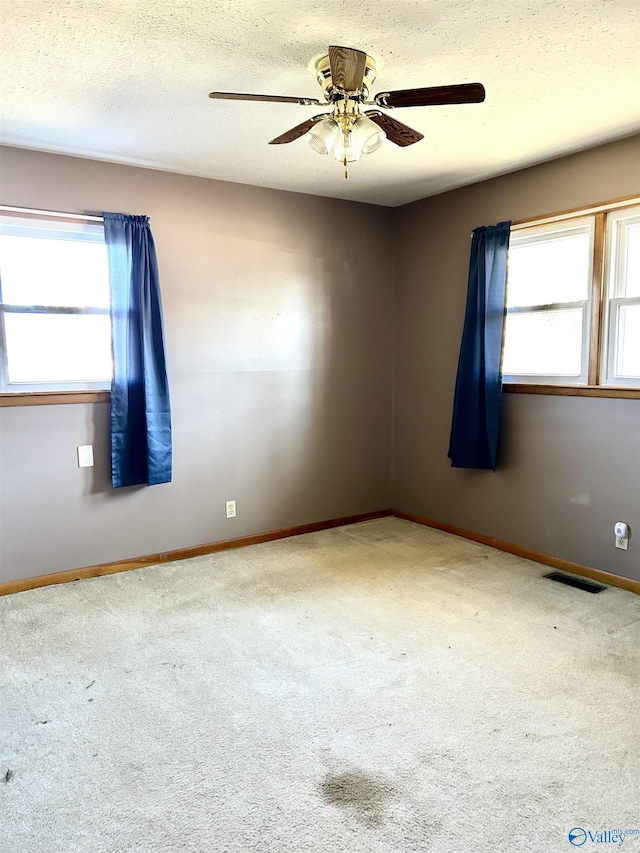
[600,204,640,388]
[502,216,595,386]
[0,211,112,394]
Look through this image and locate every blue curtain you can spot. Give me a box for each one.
[448,221,511,471]
[103,213,172,487]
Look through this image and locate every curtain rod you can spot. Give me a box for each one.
[470,194,639,236]
[0,204,103,223]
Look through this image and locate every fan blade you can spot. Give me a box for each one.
[209,92,321,105]
[365,111,424,147]
[269,114,329,145]
[374,83,485,109]
[328,45,367,92]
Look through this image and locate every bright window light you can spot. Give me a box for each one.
[0,214,112,392]
[502,218,594,385]
[614,304,640,378]
[602,205,640,386]
[502,309,584,376]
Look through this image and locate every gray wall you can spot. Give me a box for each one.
[392,135,640,581]
[2,137,639,586]
[0,147,394,583]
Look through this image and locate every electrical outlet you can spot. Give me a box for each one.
[225,500,236,519]
[615,536,628,551]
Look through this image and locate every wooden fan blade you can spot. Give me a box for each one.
[365,111,424,147]
[374,83,486,109]
[269,114,329,145]
[328,45,367,92]
[209,92,321,105]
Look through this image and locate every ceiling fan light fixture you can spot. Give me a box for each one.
[209,45,485,175]
[308,117,340,155]
[352,114,386,154]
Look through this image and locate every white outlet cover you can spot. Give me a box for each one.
[225,500,236,518]
[615,536,629,551]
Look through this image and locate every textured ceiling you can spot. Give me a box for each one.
[1,1,639,207]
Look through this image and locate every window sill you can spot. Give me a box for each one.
[504,384,639,399]
[0,390,111,407]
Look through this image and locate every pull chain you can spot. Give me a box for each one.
[344,156,348,180]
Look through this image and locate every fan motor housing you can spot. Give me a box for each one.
[315,53,377,100]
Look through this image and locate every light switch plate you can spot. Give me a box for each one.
[77,445,94,468]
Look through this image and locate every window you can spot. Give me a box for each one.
[503,217,594,384]
[502,200,640,390]
[602,206,640,387]
[0,212,112,393]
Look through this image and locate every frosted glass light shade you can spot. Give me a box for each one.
[308,118,340,155]
[333,131,362,163]
[352,114,386,154]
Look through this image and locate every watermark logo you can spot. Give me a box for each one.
[569,828,587,847]
[568,827,640,847]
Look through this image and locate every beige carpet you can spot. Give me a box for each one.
[1,517,639,852]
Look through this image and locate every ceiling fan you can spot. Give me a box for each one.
[209,46,485,178]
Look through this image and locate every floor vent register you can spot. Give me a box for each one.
[543,571,606,594]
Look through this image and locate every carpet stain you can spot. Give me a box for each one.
[320,771,396,827]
